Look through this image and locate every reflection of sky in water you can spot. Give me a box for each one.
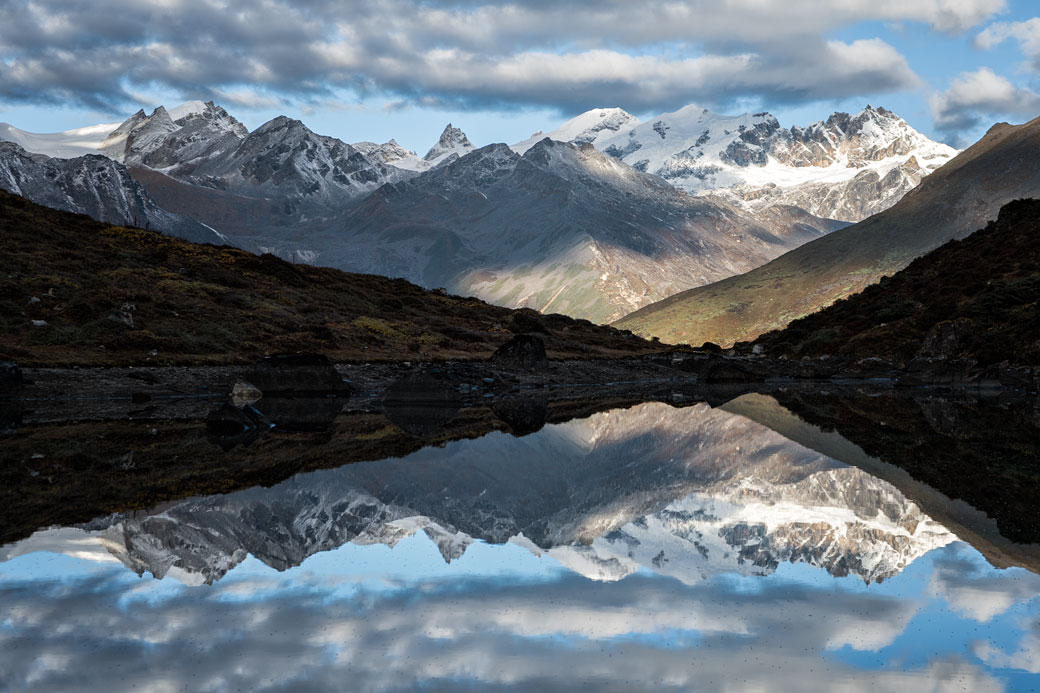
[2,536,1039,691]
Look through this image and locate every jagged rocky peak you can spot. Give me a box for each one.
[254,114,305,134]
[596,102,957,222]
[167,100,249,137]
[99,101,249,169]
[99,106,176,162]
[423,123,475,163]
[520,137,679,197]
[406,141,520,192]
[777,104,950,168]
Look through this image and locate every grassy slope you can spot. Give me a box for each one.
[615,116,1040,347]
[754,198,1040,366]
[0,191,661,367]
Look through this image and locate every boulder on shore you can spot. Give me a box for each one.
[917,318,977,359]
[491,334,548,371]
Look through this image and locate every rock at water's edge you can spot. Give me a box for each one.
[491,334,548,371]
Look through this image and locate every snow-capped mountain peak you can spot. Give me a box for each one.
[595,104,957,222]
[512,107,640,154]
[97,101,249,170]
[99,106,178,163]
[423,123,474,165]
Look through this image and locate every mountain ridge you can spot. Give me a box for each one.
[333,137,841,322]
[0,142,223,245]
[594,104,957,223]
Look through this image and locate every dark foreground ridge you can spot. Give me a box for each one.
[754,198,1040,373]
[0,190,660,367]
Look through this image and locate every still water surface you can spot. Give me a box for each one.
[2,397,1039,691]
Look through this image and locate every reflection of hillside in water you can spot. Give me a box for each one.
[5,401,961,585]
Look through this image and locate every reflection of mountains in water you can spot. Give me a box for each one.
[4,402,957,585]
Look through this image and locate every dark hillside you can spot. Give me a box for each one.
[0,191,660,366]
[755,198,1040,366]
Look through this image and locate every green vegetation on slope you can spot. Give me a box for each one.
[0,191,659,366]
[615,116,1040,347]
[753,198,1040,366]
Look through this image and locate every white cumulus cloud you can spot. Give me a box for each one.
[977,17,1040,70]
[929,67,1040,139]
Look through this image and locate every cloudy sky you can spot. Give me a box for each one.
[0,1,1039,152]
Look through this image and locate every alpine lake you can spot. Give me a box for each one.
[2,374,1039,692]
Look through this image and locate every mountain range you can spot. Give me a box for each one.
[591,104,956,223]
[329,138,839,322]
[0,100,955,323]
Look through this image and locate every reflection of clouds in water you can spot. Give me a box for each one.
[0,557,1011,693]
[929,545,1040,622]
[974,621,1040,674]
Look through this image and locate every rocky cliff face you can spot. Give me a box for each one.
[0,142,223,244]
[16,402,953,586]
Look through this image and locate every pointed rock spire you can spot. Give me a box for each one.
[423,123,474,163]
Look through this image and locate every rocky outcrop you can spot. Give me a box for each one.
[917,318,978,358]
[491,334,548,370]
